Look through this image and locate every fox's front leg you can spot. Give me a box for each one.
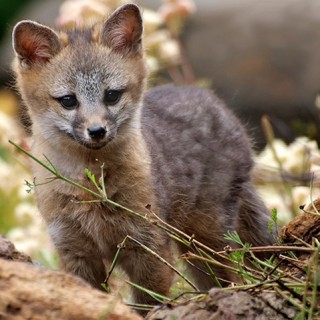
[48,219,106,289]
[119,230,174,306]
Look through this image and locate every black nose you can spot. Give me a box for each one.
[87,126,106,140]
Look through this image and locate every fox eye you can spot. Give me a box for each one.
[57,95,79,110]
[104,90,123,106]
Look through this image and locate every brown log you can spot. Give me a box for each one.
[280,198,320,244]
[0,237,141,320]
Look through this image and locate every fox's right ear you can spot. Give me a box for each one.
[12,21,61,68]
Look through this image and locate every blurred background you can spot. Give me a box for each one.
[1,0,320,265]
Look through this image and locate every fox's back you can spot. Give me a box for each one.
[142,86,251,214]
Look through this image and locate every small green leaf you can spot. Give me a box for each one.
[224,230,244,246]
[101,282,111,293]
[268,208,278,235]
[85,168,95,183]
[127,280,171,303]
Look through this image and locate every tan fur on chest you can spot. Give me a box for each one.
[34,132,156,219]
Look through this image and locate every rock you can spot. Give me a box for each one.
[280,198,320,244]
[183,0,320,147]
[0,235,32,263]
[146,288,297,320]
[0,236,142,320]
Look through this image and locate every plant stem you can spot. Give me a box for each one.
[126,235,199,291]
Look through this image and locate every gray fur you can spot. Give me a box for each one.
[142,85,274,287]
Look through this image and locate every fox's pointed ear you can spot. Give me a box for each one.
[12,21,61,68]
[100,4,143,55]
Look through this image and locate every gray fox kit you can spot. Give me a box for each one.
[12,3,273,307]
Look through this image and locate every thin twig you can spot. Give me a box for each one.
[217,245,316,255]
[261,116,296,215]
[307,241,320,319]
[274,287,307,313]
[126,235,199,291]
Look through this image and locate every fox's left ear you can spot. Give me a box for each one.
[12,21,61,68]
[100,4,143,55]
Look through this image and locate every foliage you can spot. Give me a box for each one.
[255,116,320,223]
[8,140,320,317]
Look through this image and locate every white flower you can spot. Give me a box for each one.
[157,39,181,64]
[292,186,318,210]
[56,0,111,28]
[143,9,164,35]
[14,202,37,225]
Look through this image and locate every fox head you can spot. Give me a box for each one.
[12,4,147,150]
